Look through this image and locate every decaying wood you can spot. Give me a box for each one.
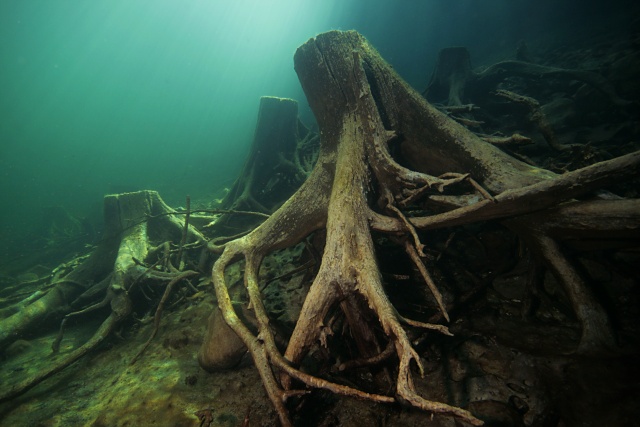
[481,133,532,146]
[0,190,205,403]
[210,96,318,233]
[1,29,637,427]
[424,46,631,108]
[494,89,568,151]
[201,30,638,426]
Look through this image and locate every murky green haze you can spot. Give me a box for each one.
[0,0,628,257]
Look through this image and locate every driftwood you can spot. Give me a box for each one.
[200,30,639,426]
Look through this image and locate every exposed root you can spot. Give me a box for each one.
[336,341,395,372]
[480,133,533,147]
[495,89,571,152]
[201,37,484,425]
[387,203,425,256]
[1,190,205,402]
[402,239,450,322]
[199,30,639,427]
[131,269,199,365]
[0,308,125,403]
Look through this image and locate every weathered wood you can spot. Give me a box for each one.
[212,96,316,233]
[424,46,630,108]
[0,190,205,401]
[205,30,638,426]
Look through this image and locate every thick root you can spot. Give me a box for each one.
[201,30,638,426]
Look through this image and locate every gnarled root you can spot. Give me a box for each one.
[206,145,481,423]
[202,32,484,426]
[202,30,639,426]
[0,190,205,402]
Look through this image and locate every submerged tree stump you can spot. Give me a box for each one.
[0,29,637,426]
[0,190,204,402]
[202,30,639,427]
[211,96,317,233]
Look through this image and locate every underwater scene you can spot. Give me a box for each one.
[1,1,639,426]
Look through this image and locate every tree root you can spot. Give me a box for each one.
[494,89,569,152]
[210,97,318,234]
[130,269,199,365]
[0,190,205,402]
[0,311,122,404]
[424,46,631,108]
[506,198,640,353]
[200,30,639,426]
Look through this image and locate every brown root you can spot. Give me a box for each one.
[0,190,205,402]
[201,30,639,426]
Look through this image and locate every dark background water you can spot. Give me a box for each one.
[0,0,633,260]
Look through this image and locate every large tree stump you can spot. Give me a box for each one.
[211,96,317,233]
[202,30,639,427]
